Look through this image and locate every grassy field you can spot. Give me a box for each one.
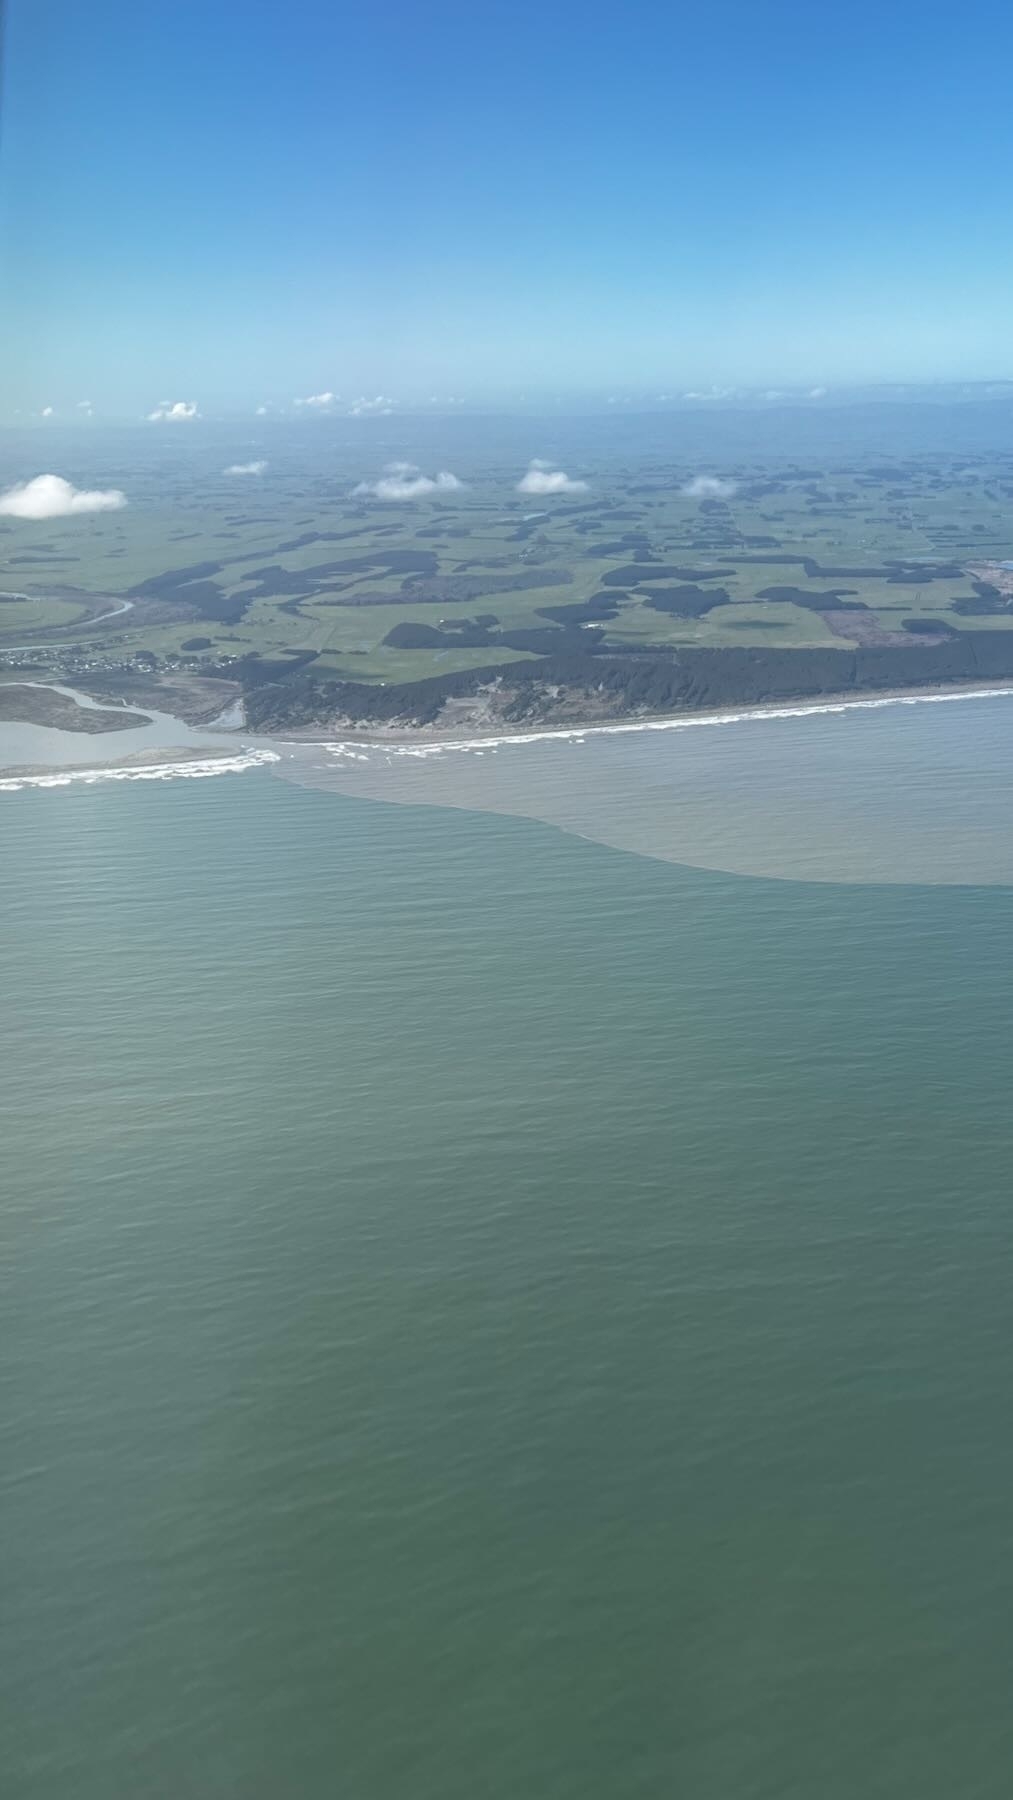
[0,596,92,633]
[2,441,1012,687]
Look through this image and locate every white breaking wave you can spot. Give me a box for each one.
[321,685,1013,761]
[0,748,279,793]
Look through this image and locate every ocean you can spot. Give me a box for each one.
[4,701,1013,1796]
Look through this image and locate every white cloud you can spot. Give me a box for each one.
[808,386,828,399]
[224,460,267,476]
[353,468,463,500]
[41,406,54,418]
[517,461,588,495]
[148,400,199,422]
[77,400,92,410]
[294,391,338,410]
[0,474,127,519]
[681,475,738,500]
[255,404,269,416]
[348,394,395,416]
[682,386,737,401]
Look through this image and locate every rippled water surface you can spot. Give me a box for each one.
[5,768,1013,1798]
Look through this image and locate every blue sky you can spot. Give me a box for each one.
[1,0,1011,416]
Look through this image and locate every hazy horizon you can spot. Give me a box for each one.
[6,383,1013,433]
[2,0,1012,417]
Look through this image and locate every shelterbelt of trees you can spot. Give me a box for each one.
[237,630,1013,732]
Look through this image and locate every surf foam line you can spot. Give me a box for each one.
[320,685,1013,760]
[0,748,280,793]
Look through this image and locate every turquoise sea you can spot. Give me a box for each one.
[5,705,1013,1797]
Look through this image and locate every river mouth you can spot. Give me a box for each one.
[0,681,151,733]
[6,679,1013,889]
[0,680,246,773]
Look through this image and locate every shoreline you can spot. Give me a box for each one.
[301,676,1013,753]
[2,675,1013,787]
[0,744,280,792]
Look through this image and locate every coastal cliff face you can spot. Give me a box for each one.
[240,633,1013,734]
